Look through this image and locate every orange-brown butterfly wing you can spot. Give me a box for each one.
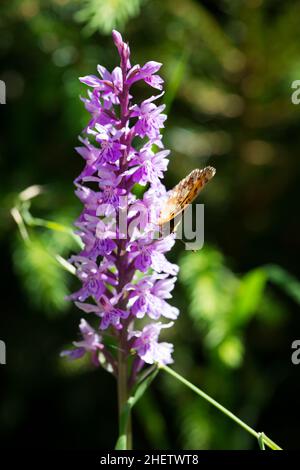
[158,166,216,225]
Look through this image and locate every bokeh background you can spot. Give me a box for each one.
[1,0,300,450]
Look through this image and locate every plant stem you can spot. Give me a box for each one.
[118,347,132,450]
[115,50,133,450]
[160,364,282,450]
[23,210,83,248]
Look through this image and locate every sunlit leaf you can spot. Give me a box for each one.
[264,264,300,305]
[231,269,267,327]
[76,0,143,34]
[217,336,244,369]
[13,236,70,313]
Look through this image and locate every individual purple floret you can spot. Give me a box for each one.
[61,318,103,366]
[63,30,179,384]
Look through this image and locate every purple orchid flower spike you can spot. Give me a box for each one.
[62,30,180,445]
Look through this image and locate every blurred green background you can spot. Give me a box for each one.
[1,0,300,450]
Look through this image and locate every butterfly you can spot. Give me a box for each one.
[157,166,216,228]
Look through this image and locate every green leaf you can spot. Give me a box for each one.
[75,0,143,34]
[231,268,267,327]
[115,433,128,451]
[13,236,70,314]
[264,264,300,305]
[217,335,244,369]
[164,52,188,115]
[258,432,266,450]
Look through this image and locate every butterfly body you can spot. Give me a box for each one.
[157,166,216,226]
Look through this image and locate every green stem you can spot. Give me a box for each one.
[118,348,132,450]
[29,217,82,247]
[11,207,30,242]
[20,207,83,248]
[160,364,282,450]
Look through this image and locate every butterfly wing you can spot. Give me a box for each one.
[158,166,216,225]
